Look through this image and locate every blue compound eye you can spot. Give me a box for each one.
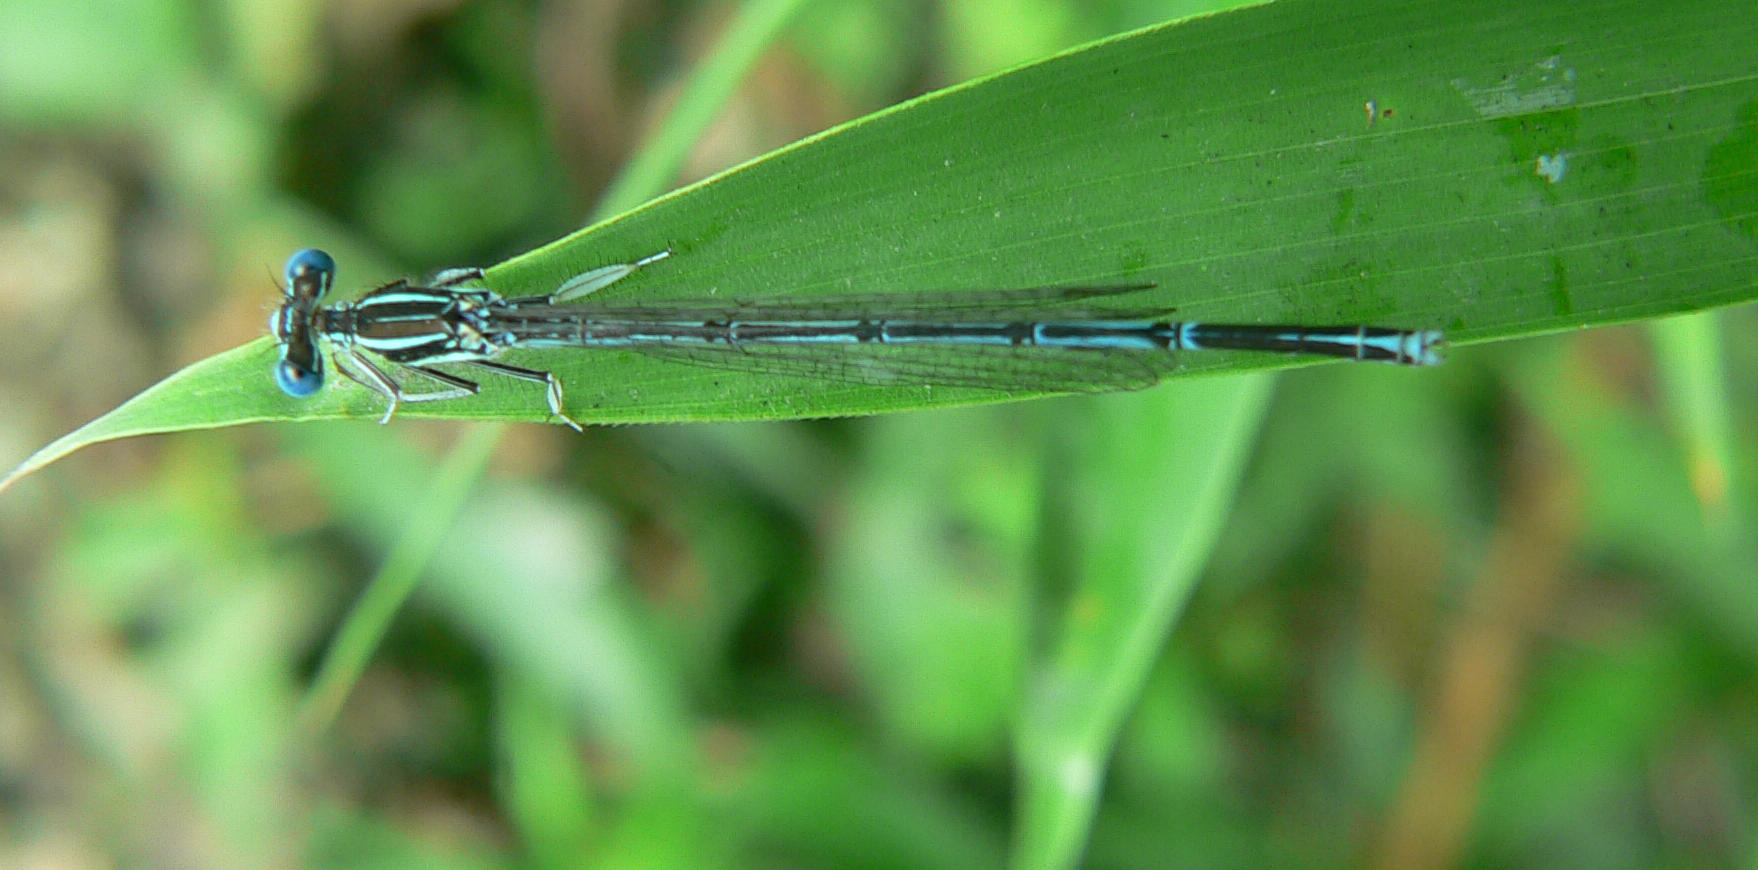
[283,248,336,296]
[276,358,324,397]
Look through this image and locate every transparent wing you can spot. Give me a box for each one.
[536,283,1171,322]
[617,342,1174,393]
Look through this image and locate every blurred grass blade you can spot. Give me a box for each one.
[294,0,809,737]
[595,0,812,216]
[1014,377,1274,870]
[295,422,502,735]
[6,0,1757,480]
[497,675,599,864]
[1649,312,1740,530]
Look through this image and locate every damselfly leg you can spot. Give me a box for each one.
[463,359,583,432]
[330,348,477,425]
[549,250,673,302]
[329,349,587,431]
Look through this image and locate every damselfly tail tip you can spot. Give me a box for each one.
[1404,329,1446,366]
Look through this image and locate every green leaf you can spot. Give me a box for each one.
[1014,379,1273,870]
[8,0,1757,487]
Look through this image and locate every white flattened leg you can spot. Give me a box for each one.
[543,372,584,433]
[551,250,672,302]
[465,360,586,433]
[431,266,487,288]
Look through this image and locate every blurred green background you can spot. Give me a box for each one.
[2,0,1756,868]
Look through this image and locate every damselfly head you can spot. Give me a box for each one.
[274,248,335,397]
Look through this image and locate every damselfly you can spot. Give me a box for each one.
[271,248,1443,430]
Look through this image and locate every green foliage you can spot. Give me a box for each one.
[8,0,1756,489]
[1,0,1755,869]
